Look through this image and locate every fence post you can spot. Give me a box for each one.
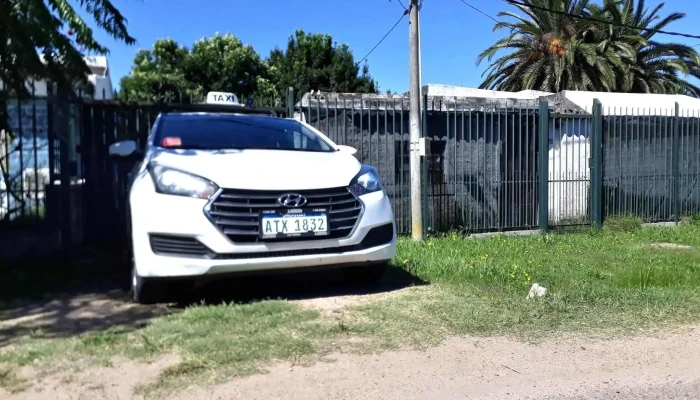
[421,93,429,236]
[538,100,549,232]
[590,99,603,228]
[49,85,73,251]
[286,87,294,118]
[672,102,680,224]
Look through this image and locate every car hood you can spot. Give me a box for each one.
[149,148,362,190]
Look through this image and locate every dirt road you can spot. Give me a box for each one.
[5,324,699,400]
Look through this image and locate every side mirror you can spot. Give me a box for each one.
[109,140,141,158]
[337,145,357,156]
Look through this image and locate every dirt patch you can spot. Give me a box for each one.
[169,325,700,400]
[3,325,698,399]
[649,242,693,250]
[293,285,426,315]
[2,355,179,400]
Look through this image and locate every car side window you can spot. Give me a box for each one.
[293,132,308,149]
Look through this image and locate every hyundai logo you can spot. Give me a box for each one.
[277,193,307,208]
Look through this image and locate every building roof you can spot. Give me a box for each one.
[552,91,700,116]
[421,84,552,100]
[298,86,700,116]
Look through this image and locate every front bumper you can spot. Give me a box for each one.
[130,185,396,278]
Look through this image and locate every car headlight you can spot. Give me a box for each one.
[349,165,383,196]
[148,164,218,199]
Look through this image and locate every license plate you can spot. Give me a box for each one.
[260,209,329,239]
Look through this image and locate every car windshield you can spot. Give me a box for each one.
[154,114,334,152]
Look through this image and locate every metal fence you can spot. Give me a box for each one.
[301,93,700,233]
[3,88,700,256]
[0,87,69,227]
[602,107,700,223]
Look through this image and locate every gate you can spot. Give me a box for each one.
[546,109,594,228]
[420,96,541,233]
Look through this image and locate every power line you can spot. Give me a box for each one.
[457,0,499,24]
[356,12,407,65]
[503,0,700,41]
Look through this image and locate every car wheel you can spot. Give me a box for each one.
[130,265,164,304]
[341,263,388,284]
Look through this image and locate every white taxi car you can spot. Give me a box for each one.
[109,95,396,303]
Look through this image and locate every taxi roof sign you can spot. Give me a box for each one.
[206,91,240,105]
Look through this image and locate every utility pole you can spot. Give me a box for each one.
[409,0,423,240]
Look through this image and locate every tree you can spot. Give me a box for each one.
[0,0,136,95]
[119,39,193,102]
[1,0,135,221]
[590,0,700,96]
[120,34,277,103]
[268,30,379,101]
[186,34,277,102]
[477,0,700,95]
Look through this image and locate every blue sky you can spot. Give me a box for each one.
[92,0,700,93]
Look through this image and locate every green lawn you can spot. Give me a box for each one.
[3,222,700,396]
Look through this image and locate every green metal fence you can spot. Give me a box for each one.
[301,93,700,234]
[5,87,700,256]
[602,106,700,223]
[300,93,544,234]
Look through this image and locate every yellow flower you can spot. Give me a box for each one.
[427,242,433,246]
[402,259,409,265]
[527,277,531,281]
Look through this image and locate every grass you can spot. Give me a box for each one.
[3,224,700,395]
[358,223,700,346]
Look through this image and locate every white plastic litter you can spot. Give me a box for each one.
[527,283,547,299]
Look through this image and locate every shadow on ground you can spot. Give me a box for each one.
[0,252,423,347]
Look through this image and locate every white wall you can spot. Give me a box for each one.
[549,134,590,224]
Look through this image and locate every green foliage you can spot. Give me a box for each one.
[0,0,136,96]
[268,30,379,102]
[120,30,378,104]
[120,34,276,103]
[478,0,700,96]
[118,39,193,102]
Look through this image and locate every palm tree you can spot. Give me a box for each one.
[478,0,700,96]
[591,0,700,96]
[478,0,620,92]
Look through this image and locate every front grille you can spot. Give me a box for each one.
[206,187,363,243]
[215,223,394,260]
[150,234,213,257]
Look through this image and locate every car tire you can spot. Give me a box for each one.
[341,263,388,284]
[130,266,164,304]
